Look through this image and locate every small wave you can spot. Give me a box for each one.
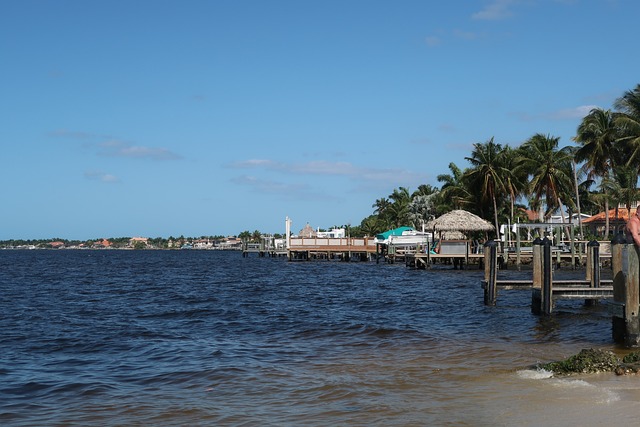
[516,368,554,380]
[551,378,621,404]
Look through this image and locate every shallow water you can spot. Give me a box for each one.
[1,250,638,426]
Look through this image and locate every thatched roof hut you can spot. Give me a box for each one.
[426,210,494,233]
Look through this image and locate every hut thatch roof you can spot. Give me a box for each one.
[426,210,494,232]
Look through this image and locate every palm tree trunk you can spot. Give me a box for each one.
[572,161,584,238]
[492,194,500,241]
[558,198,571,246]
[604,197,610,238]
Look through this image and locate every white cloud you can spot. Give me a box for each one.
[549,105,599,120]
[472,0,516,21]
[231,159,427,185]
[230,175,336,201]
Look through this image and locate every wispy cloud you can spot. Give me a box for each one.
[84,170,119,183]
[512,104,600,122]
[231,159,426,184]
[472,0,516,21]
[548,105,599,120]
[425,36,441,47]
[230,175,336,201]
[49,129,105,140]
[49,129,183,161]
[98,140,183,160]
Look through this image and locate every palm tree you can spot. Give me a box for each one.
[372,197,392,229]
[437,162,471,211]
[500,145,527,224]
[614,84,640,168]
[610,164,640,221]
[517,134,574,231]
[573,108,621,238]
[359,215,380,237]
[411,184,439,199]
[388,187,412,228]
[464,137,508,236]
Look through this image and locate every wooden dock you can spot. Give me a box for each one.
[287,237,377,261]
[481,279,613,290]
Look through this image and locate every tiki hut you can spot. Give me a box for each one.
[426,210,494,234]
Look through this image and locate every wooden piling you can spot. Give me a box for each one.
[542,237,553,315]
[531,237,543,314]
[611,234,640,347]
[484,240,498,306]
[585,240,600,306]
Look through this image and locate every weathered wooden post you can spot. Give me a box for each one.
[516,226,522,271]
[570,226,576,269]
[585,240,600,306]
[484,240,498,306]
[542,237,553,315]
[531,237,543,314]
[611,233,640,347]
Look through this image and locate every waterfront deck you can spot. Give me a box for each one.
[287,237,377,261]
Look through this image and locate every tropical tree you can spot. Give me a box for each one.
[500,145,527,224]
[517,134,574,230]
[412,184,439,199]
[610,164,640,220]
[573,108,621,237]
[359,215,381,237]
[436,162,471,212]
[387,187,412,228]
[614,84,640,168]
[408,193,439,229]
[464,137,508,236]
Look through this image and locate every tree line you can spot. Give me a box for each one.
[322,84,640,240]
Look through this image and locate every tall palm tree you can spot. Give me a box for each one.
[610,164,640,219]
[411,184,439,199]
[437,162,471,211]
[573,108,621,238]
[371,197,393,230]
[359,215,380,237]
[517,134,574,229]
[614,84,640,168]
[464,137,508,236]
[388,187,411,228]
[499,145,527,224]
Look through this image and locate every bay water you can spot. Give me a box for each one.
[2,250,640,426]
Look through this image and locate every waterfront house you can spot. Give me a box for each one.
[582,207,636,238]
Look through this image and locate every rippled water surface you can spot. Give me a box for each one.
[2,250,640,426]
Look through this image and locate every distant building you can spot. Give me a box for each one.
[298,223,316,238]
[129,237,149,247]
[316,227,346,238]
[93,239,111,248]
[583,207,636,238]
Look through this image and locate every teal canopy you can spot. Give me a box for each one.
[375,226,414,240]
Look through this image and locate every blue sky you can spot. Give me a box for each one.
[1,0,639,240]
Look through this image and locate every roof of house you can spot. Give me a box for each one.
[582,208,635,224]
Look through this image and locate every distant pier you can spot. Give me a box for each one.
[286,237,377,261]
